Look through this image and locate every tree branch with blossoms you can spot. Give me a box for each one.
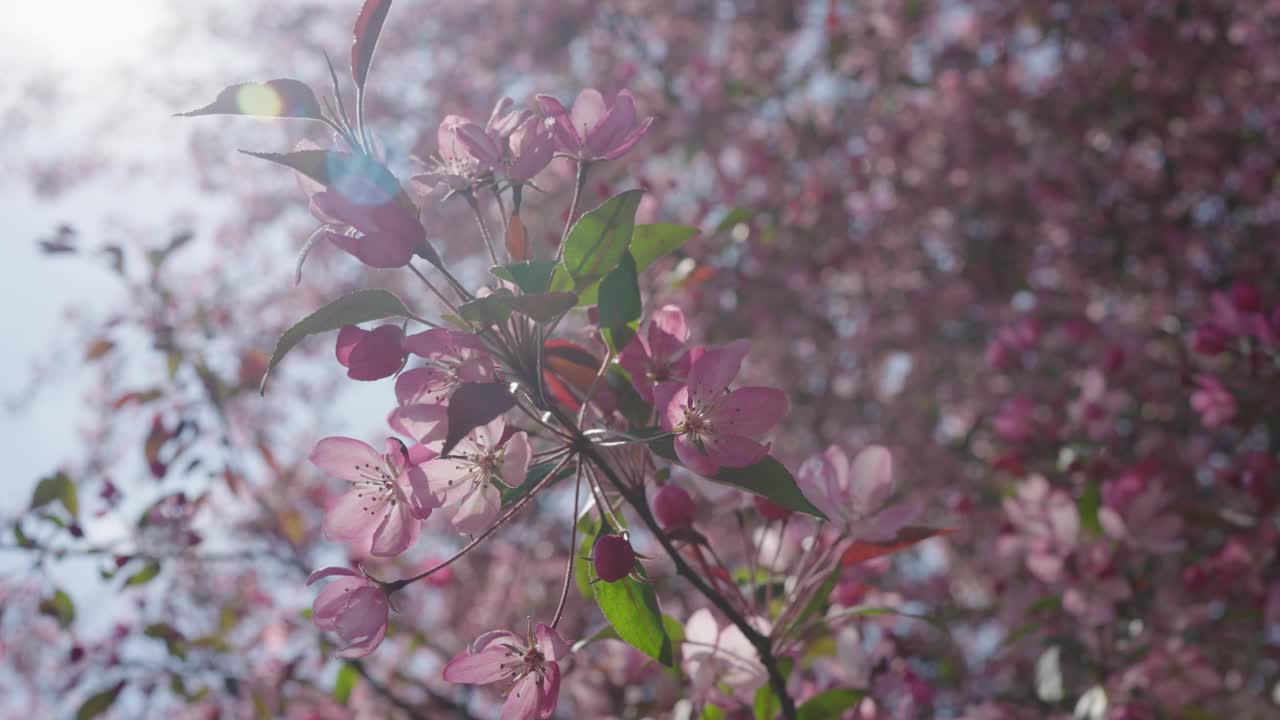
[174,1,948,718]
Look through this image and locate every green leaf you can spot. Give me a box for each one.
[39,588,75,628]
[1079,480,1102,536]
[31,472,77,517]
[714,207,755,233]
[650,438,824,518]
[177,79,325,120]
[260,289,412,393]
[555,190,645,292]
[754,657,794,720]
[76,682,125,720]
[492,261,556,294]
[631,223,698,271]
[598,253,641,351]
[333,663,359,705]
[507,292,578,323]
[125,559,162,586]
[458,289,515,327]
[589,524,674,666]
[797,688,868,720]
[145,623,187,660]
[701,704,727,720]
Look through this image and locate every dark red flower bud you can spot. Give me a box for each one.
[1231,281,1262,314]
[1193,323,1230,356]
[653,485,696,528]
[594,534,636,583]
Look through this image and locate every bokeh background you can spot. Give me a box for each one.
[3,1,1280,718]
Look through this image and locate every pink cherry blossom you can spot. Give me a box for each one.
[306,567,389,658]
[1002,475,1080,583]
[1190,374,1236,429]
[681,608,768,707]
[618,304,691,403]
[655,340,787,476]
[535,88,653,161]
[505,115,556,184]
[335,324,406,381]
[796,445,922,541]
[310,437,436,557]
[442,623,568,720]
[422,417,530,534]
[310,187,425,268]
[399,329,496,405]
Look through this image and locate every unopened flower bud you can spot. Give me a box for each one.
[593,534,636,583]
[653,485,696,528]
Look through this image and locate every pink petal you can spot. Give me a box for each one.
[501,432,532,486]
[848,445,894,513]
[470,415,505,451]
[535,625,568,662]
[306,566,361,586]
[309,437,382,483]
[657,383,689,432]
[442,645,519,684]
[601,117,653,160]
[336,622,385,658]
[369,503,419,556]
[859,497,924,542]
[437,115,474,165]
[796,455,839,520]
[402,328,454,358]
[537,663,561,719]
[648,305,689,358]
[674,433,720,477]
[715,387,788,436]
[328,229,415,268]
[388,403,449,445]
[323,488,381,547]
[397,466,437,519]
[570,89,607,139]
[452,483,500,535]
[535,94,582,151]
[688,339,749,404]
[456,121,503,167]
[584,90,637,158]
[396,367,454,406]
[335,325,365,367]
[501,673,543,720]
[703,435,769,469]
[312,576,368,626]
[423,457,480,506]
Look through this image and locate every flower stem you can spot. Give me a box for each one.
[555,161,589,261]
[550,464,585,629]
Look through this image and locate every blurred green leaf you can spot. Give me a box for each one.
[631,223,698,271]
[333,663,359,705]
[797,688,868,720]
[39,588,75,628]
[76,682,125,720]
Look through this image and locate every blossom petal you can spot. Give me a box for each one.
[328,229,416,269]
[313,576,367,627]
[442,646,519,685]
[648,305,689,358]
[849,445,894,513]
[674,433,720,477]
[535,624,569,662]
[369,503,419,556]
[703,435,769,469]
[715,387,788,436]
[388,403,449,446]
[306,566,361,586]
[602,117,653,160]
[323,488,382,547]
[501,432,532,486]
[452,483,500,534]
[537,662,561,719]
[423,457,480,506]
[396,367,454,406]
[501,672,543,720]
[688,339,749,404]
[570,89,607,139]
[535,94,582,150]
[657,383,689,432]
[310,436,383,483]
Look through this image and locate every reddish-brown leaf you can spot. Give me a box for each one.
[351,0,393,90]
[840,526,956,566]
